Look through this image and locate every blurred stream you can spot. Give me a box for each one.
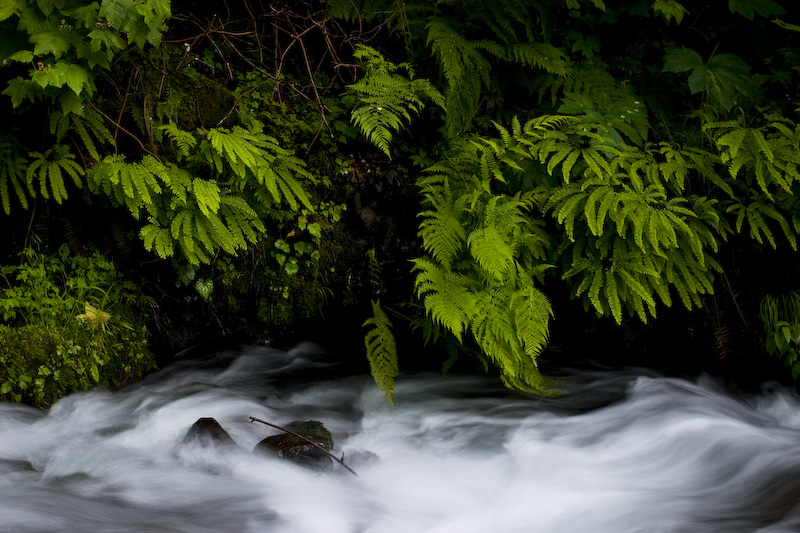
[2,342,800,532]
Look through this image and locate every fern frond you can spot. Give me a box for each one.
[0,135,29,214]
[512,279,553,357]
[506,42,568,75]
[203,127,314,210]
[412,257,476,341]
[160,122,198,158]
[87,154,163,218]
[25,144,85,204]
[348,45,444,157]
[426,18,492,136]
[417,179,469,267]
[192,177,220,216]
[140,221,174,259]
[467,226,515,279]
[363,299,399,405]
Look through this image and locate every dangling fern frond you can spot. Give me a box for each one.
[426,18,493,137]
[0,134,29,214]
[363,299,399,405]
[467,195,528,279]
[512,278,553,358]
[192,177,220,217]
[726,198,797,250]
[140,220,174,259]
[49,108,114,162]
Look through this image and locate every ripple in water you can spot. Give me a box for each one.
[2,343,800,532]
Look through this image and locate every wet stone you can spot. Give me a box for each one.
[253,420,334,471]
[183,417,239,450]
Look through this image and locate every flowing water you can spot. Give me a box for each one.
[2,343,800,532]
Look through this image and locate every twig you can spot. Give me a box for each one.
[249,416,358,476]
[85,99,160,160]
[216,78,274,127]
[21,198,36,259]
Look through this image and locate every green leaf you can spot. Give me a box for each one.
[653,0,689,24]
[0,0,20,22]
[31,61,92,95]
[348,45,443,157]
[195,279,213,299]
[7,49,33,63]
[792,361,800,380]
[3,77,38,107]
[774,19,800,32]
[663,48,703,73]
[729,0,786,19]
[31,31,73,59]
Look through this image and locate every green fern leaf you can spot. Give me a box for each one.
[348,46,443,157]
[605,269,622,324]
[0,135,30,214]
[417,179,469,267]
[25,145,84,204]
[363,299,399,405]
[160,123,197,158]
[140,222,174,259]
[192,178,220,217]
[467,226,515,279]
[413,258,475,341]
[512,281,553,357]
[426,18,492,136]
[506,43,568,75]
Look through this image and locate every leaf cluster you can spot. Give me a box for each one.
[0,246,154,405]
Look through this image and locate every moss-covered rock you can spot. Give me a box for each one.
[253,420,334,471]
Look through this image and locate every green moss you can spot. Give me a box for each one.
[0,323,154,406]
[0,247,156,407]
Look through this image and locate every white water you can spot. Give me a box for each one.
[2,343,800,532]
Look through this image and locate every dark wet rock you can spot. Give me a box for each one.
[183,417,239,450]
[0,458,36,474]
[253,420,334,471]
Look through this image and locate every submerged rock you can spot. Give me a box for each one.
[253,420,334,471]
[183,417,239,450]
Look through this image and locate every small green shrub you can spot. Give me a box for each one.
[0,246,155,406]
[759,291,800,379]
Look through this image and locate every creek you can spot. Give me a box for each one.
[2,343,800,532]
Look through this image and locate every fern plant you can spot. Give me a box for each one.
[412,135,557,393]
[85,124,317,265]
[408,108,730,384]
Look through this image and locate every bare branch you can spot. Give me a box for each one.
[249,416,358,476]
